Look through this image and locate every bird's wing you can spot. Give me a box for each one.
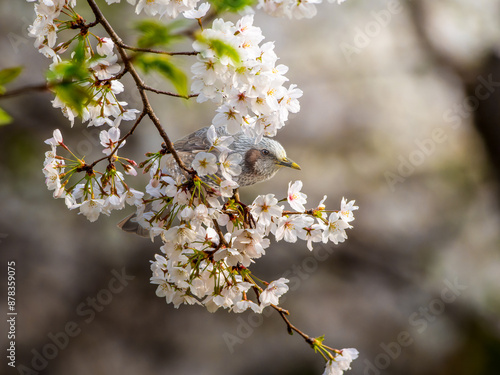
[172,125,233,153]
[173,126,211,153]
[168,127,213,175]
[166,126,239,186]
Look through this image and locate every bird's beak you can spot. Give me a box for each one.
[278,157,301,170]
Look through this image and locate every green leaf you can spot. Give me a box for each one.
[73,38,87,63]
[199,37,240,65]
[210,0,256,12]
[136,55,188,97]
[53,82,92,116]
[47,60,89,83]
[0,66,23,86]
[47,40,90,83]
[46,39,93,116]
[0,107,13,126]
[134,19,185,49]
[0,66,24,94]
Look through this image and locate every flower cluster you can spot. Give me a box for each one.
[254,185,358,250]
[104,0,348,21]
[28,1,139,128]
[322,348,359,375]
[257,0,347,19]
[58,38,140,127]
[143,148,357,313]
[27,0,76,61]
[105,0,207,19]
[191,15,303,142]
[43,129,143,222]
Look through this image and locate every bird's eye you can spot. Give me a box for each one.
[261,149,270,156]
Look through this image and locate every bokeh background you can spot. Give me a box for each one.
[2,0,500,374]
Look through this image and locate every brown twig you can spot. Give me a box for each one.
[118,43,197,56]
[272,305,315,345]
[243,274,317,347]
[89,109,147,169]
[142,84,198,99]
[179,9,219,39]
[0,83,51,100]
[112,67,129,80]
[87,0,194,175]
[282,210,316,216]
[212,219,230,249]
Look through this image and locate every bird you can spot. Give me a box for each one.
[118,125,300,236]
[170,125,300,186]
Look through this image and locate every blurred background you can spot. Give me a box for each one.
[2,0,500,374]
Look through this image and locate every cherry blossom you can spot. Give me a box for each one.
[192,152,218,176]
[322,349,359,375]
[288,180,308,212]
[260,278,289,306]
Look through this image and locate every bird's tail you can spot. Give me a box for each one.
[116,212,151,238]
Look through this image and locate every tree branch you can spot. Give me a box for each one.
[118,43,197,56]
[282,210,316,216]
[272,305,316,345]
[89,109,147,169]
[142,84,198,98]
[243,274,318,348]
[0,83,50,100]
[86,0,195,175]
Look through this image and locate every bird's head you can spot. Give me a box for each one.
[243,137,301,183]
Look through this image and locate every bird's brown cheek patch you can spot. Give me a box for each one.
[245,148,261,170]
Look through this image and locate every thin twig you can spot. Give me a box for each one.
[118,43,197,56]
[179,9,219,39]
[272,305,315,345]
[212,219,230,248]
[143,84,199,99]
[0,83,51,99]
[113,67,129,80]
[243,274,317,347]
[86,19,100,28]
[282,210,316,216]
[86,0,194,175]
[89,109,147,169]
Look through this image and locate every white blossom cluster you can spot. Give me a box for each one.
[258,0,347,20]
[27,1,140,128]
[191,15,303,142]
[104,0,207,19]
[254,183,358,250]
[27,0,76,61]
[144,148,358,312]
[43,129,144,222]
[322,348,359,375]
[105,0,348,20]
